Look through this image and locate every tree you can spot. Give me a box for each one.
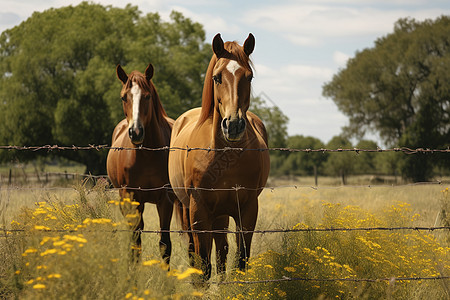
[0,3,210,174]
[322,17,450,181]
[249,96,288,149]
[278,135,327,183]
[352,140,378,175]
[249,96,289,175]
[324,136,354,185]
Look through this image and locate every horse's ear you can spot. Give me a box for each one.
[212,33,225,57]
[244,33,255,56]
[116,65,128,84]
[145,63,154,81]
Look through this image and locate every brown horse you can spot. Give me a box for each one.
[168,34,270,280]
[107,64,175,264]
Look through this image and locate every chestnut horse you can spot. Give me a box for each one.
[107,64,175,264]
[169,34,270,280]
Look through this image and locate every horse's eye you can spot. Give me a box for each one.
[248,74,254,82]
[121,96,127,102]
[213,74,222,84]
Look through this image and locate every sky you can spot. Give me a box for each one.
[1,0,450,145]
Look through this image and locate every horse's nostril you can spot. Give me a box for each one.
[221,118,228,129]
[238,118,246,132]
[129,125,144,143]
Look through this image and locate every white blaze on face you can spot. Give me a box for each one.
[130,81,141,126]
[226,60,242,76]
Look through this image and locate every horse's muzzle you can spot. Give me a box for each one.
[129,124,144,145]
[221,117,246,142]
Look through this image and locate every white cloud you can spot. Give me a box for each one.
[245,3,450,46]
[333,51,351,67]
[168,5,241,36]
[251,62,344,140]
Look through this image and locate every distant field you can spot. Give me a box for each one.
[1,177,449,299]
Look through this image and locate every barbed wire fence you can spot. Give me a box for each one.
[0,144,449,153]
[1,145,449,286]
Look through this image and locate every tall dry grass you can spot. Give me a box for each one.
[1,179,449,299]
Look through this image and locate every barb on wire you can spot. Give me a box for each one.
[0,144,449,154]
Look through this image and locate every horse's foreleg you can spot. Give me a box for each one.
[213,216,229,276]
[190,200,213,281]
[157,195,173,266]
[235,200,258,271]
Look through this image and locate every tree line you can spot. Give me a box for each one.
[0,2,448,181]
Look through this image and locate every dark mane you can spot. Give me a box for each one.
[197,41,253,125]
[123,71,169,126]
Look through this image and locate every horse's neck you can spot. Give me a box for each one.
[210,108,227,148]
[143,111,169,148]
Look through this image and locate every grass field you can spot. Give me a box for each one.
[1,177,449,299]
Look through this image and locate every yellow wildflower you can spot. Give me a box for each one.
[22,247,38,256]
[142,259,160,266]
[48,274,62,279]
[175,268,203,280]
[53,240,66,247]
[125,213,139,219]
[34,225,51,231]
[91,218,112,224]
[33,284,46,289]
[63,234,87,243]
[40,249,58,256]
[284,266,296,272]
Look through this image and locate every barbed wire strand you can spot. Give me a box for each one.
[0,144,449,154]
[209,275,450,285]
[2,226,449,236]
[1,180,447,192]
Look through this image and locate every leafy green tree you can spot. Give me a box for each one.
[322,17,450,181]
[352,140,378,175]
[249,96,288,149]
[249,96,289,176]
[278,135,327,181]
[373,151,402,182]
[0,3,209,173]
[324,136,354,185]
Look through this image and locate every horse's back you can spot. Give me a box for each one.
[171,108,201,139]
[106,119,128,187]
[169,108,202,205]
